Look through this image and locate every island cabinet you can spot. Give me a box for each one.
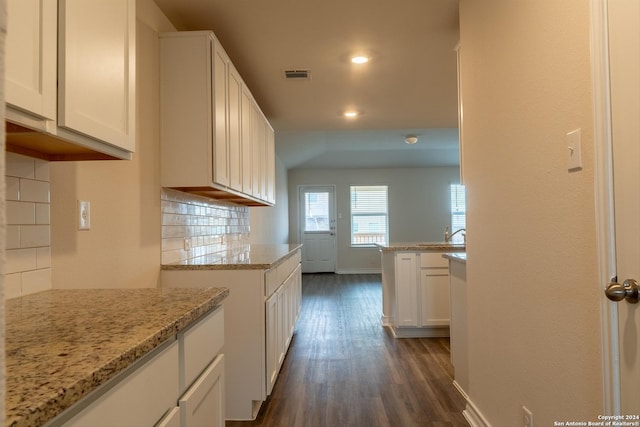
[5,0,135,160]
[47,306,225,427]
[380,246,462,338]
[161,247,302,421]
[159,31,275,207]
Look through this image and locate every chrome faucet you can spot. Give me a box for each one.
[444,227,466,243]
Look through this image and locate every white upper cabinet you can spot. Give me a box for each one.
[228,64,243,192]
[58,0,136,153]
[5,0,135,160]
[241,86,254,196]
[160,31,275,206]
[5,0,57,121]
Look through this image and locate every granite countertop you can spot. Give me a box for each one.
[443,252,467,264]
[5,287,229,427]
[376,242,466,252]
[162,243,303,270]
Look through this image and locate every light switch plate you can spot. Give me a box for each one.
[567,128,583,171]
[78,200,91,230]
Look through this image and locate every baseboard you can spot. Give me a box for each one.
[451,380,491,427]
[462,398,491,427]
[392,326,450,338]
[335,268,382,274]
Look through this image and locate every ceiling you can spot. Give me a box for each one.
[153,0,461,169]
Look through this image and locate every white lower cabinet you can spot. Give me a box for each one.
[265,266,301,395]
[161,248,302,420]
[178,354,225,427]
[382,250,454,338]
[63,341,180,427]
[50,306,225,427]
[419,253,451,327]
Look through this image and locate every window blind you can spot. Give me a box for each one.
[350,186,388,246]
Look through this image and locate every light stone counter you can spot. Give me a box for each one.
[443,252,467,264]
[5,287,229,427]
[376,242,466,252]
[161,243,303,270]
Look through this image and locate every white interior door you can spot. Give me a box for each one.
[601,0,640,414]
[299,186,336,273]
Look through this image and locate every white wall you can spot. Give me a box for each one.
[288,167,460,272]
[459,0,603,424]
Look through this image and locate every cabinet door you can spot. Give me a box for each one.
[5,0,56,120]
[265,290,279,395]
[265,125,276,204]
[420,270,451,326]
[251,102,264,199]
[58,0,135,152]
[241,87,253,195]
[228,64,243,191]
[395,253,419,326]
[212,45,229,186]
[179,354,225,427]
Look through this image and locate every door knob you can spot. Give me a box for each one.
[605,279,639,304]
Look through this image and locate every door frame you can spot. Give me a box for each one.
[297,185,338,273]
[591,0,620,414]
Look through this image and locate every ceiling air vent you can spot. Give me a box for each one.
[284,69,311,80]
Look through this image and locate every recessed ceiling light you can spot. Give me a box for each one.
[344,111,359,118]
[351,55,369,64]
[405,135,418,144]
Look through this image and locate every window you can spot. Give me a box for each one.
[350,186,388,246]
[450,184,466,243]
[303,191,330,231]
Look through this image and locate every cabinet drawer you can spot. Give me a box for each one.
[420,252,449,268]
[64,341,179,427]
[265,268,278,297]
[180,305,224,393]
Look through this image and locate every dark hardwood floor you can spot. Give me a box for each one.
[226,273,467,427]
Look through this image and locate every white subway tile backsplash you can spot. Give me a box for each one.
[36,203,51,224]
[5,274,22,299]
[161,188,250,264]
[6,248,38,274]
[6,153,53,298]
[20,179,50,203]
[34,158,50,181]
[6,176,20,200]
[37,247,52,269]
[6,226,21,250]
[21,225,51,248]
[6,152,35,179]
[7,201,35,225]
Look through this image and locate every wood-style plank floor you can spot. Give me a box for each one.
[226,273,468,427]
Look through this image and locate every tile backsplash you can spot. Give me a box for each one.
[161,188,250,264]
[4,152,52,298]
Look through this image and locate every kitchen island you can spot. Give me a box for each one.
[378,242,464,338]
[161,243,303,421]
[5,287,229,427]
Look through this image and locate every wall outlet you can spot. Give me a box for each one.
[183,237,191,251]
[78,200,91,230]
[523,406,533,427]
